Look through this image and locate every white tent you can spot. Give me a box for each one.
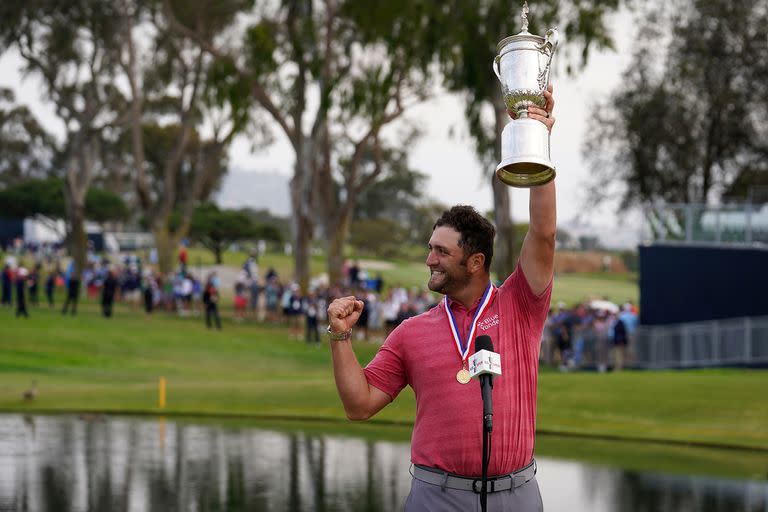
[588,299,619,313]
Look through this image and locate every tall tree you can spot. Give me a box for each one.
[0,178,127,225]
[165,0,429,289]
[586,0,768,217]
[1,0,124,278]
[355,149,428,223]
[351,0,622,279]
[187,203,256,264]
[117,0,254,273]
[0,88,56,188]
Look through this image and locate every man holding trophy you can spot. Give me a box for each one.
[327,3,557,510]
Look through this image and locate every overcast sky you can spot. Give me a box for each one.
[0,7,642,247]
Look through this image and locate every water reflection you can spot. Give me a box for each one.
[0,414,765,512]
[0,415,412,512]
[538,460,768,512]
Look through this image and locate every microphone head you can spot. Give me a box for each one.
[475,335,494,353]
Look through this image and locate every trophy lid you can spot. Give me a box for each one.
[496,1,545,52]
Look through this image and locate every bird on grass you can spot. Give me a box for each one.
[22,380,37,401]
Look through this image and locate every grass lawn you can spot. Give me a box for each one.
[2,303,765,450]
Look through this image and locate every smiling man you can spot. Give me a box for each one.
[326,88,556,512]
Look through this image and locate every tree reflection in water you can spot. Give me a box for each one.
[614,471,768,512]
[0,414,765,512]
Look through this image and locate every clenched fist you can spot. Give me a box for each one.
[327,296,365,333]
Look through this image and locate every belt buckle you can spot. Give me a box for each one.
[472,479,496,494]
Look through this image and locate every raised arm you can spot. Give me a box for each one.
[519,84,557,295]
[327,296,391,420]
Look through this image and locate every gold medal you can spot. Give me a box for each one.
[444,283,496,387]
[456,368,471,384]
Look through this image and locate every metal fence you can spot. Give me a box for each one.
[634,316,768,369]
[643,203,768,246]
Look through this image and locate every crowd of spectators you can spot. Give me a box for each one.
[542,300,639,371]
[228,254,439,343]
[4,241,640,371]
[1,246,442,346]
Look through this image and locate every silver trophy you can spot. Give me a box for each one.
[493,2,559,187]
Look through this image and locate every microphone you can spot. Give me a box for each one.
[470,335,502,432]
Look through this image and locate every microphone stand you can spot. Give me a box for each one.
[480,377,492,512]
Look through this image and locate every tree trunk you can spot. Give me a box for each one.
[326,206,353,287]
[492,102,516,280]
[214,245,222,265]
[153,226,177,275]
[291,173,314,292]
[67,203,88,281]
[290,146,315,292]
[63,140,97,280]
[293,212,312,292]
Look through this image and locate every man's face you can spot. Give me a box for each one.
[426,226,471,295]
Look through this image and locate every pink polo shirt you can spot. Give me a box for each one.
[363,266,551,476]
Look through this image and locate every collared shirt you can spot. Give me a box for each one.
[363,266,552,476]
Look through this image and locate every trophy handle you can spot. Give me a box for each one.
[493,55,502,80]
[537,28,559,90]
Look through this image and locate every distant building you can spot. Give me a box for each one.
[0,215,121,253]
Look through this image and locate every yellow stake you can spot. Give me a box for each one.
[159,376,166,409]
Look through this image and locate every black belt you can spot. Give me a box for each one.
[411,459,537,493]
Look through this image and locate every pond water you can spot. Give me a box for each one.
[0,414,765,512]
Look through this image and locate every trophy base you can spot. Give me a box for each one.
[496,159,556,188]
[495,119,555,188]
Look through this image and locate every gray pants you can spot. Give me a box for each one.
[404,475,543,511]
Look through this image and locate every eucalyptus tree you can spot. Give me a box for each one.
[0,0,124,278]
[0,178,127,224]
[116,0,255,273]
[164,0,430,289]
[0,88,56,189]
[351,0,622,278]
[586,0,768,218]
[186,203,282,264]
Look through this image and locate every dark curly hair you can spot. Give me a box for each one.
[433,205,495,272]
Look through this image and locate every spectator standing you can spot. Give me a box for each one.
[304,292,320,344]
[191,275,203,315]
[365,290,380,334]
[234,274,248,322]
[618,302,639,365]
[248,276,261,320]
[176,273,193,315]
[265,278,280,323]
[143,271,156,315]
[122,268,142,312]
[45,268,57,308]
[1,263,12,308]
[28,264,41,307]
[355,291,370,341]
[15,267,29,318]
[611,314,628,371]
[61,263,80,316]
[593,310,611,373]
[202,274,222,330]
[552,302,573,369]
[286,284,303,339]
[243,252,259,281]
[101,268,118,318]
[348,261,360,288]
[178,243,188,273]
[382,290,400,336]
[395,301,417,327]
